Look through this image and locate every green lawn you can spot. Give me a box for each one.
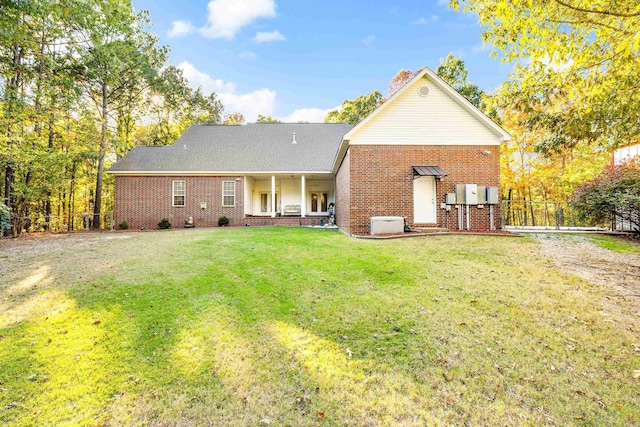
[586,233,640,255]
[1,228,638,426]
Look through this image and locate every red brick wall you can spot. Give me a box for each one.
[244,216,329,227]
[335,149,351,234]
[346,145,501,234]
[114,176,244,229]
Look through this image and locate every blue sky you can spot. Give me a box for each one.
[132,0,513,122]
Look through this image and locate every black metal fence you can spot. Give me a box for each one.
[5,212,114,235]
[500,200,610,228]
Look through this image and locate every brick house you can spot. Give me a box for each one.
[108,68,510,234]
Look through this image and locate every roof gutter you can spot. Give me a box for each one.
[107,170,335,176]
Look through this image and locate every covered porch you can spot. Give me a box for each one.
[243,173,335,219]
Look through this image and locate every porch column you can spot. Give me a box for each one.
[271,175,276,218]
[300,175,306,218]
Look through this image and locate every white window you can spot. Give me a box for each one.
[222,181,236,207]
[172,180,185,206]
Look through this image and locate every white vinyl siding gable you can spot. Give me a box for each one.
[222,181,236,207]
[349,78,503,146]
[172,180,185,206]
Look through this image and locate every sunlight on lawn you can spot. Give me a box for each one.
[4,266,51,294]
[171,305,258,397]
[270,320,437,425]
[0,266,68,329]
[0,296,131,426]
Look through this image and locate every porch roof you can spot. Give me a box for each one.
[412,165,447,179]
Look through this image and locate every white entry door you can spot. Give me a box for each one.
[413,176,436,223]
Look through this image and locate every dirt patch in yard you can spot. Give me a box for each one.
[533,233,640,328]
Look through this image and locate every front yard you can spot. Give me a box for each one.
[1,228,638,426]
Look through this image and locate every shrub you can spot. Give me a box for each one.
[218,215,229,227]
[573,158,640,231]
[118,220,129,230]
[0,203,11,235]
[158,218,172,229]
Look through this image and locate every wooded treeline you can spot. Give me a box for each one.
[2,0,638,235]
[0,0,226,236]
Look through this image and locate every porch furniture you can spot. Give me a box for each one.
[283,205,302,216]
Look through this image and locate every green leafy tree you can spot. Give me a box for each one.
[0,0,90,234]
[224,112,245,125]
[0,202,11,236]
[256,115,280,123]
[450,0,640,151]
[435,54,484,110]
[0,0,215,235]
[137,66,223,148]
[82,3,168,228]
[324,90,383,125]
[388,53,486,111]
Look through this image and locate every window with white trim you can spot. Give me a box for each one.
[172,180,186,206]
[222,181,236,207]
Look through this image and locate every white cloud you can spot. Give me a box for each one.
[279,106,339,123]
[167,20,194,38]
[199,0,277,39]
[219,89,277,122]
[175,61,341,124]
[363,35,375,46]
[176,61,275,122]
[252,30,286,43]
[411,15,439,25]
[177,61,236,93]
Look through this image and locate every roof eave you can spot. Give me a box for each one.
[108,170,335,176]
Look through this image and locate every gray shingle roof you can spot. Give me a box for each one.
[108,123,353,173]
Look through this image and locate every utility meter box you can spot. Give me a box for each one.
[445,193,457,205]
[455,184,466,204]
[486,187,499,205]
[477,186,487,205]
[465,184,478,205]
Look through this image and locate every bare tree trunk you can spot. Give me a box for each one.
[21,171,32,232]
[528,188,536,227]
[68,160,76,232]
[506,188,512,226]
[92,81,108,229]
[45,122,54,225]
[4,43,23,237]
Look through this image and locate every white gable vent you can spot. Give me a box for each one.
[417,86,429,97]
